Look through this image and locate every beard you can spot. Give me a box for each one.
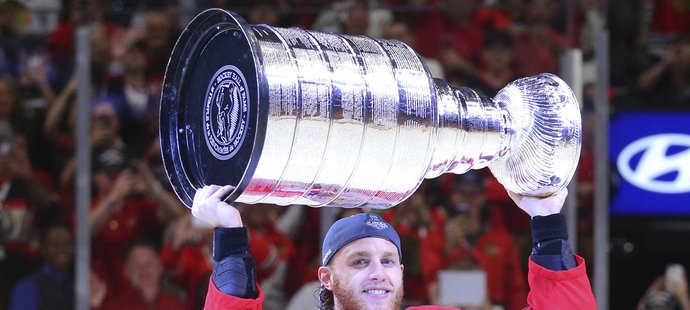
[331,275,403,310]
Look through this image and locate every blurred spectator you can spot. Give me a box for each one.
[0,76,45,155]
[240,203,295,310]
[0,123,57,308]
[432,0,484,82]
[511,0,566,76]
[637,36,690,110]
[637,0,690,93]
[525,0,566,33]
[0,0,27,78]
[248,2,280,25]
[436,207,493,309]
[312,0,393,38]
[0,77,23,128]
[637,264,690,310]
[89,148,185,295]
[342,1,370,35]
[162,205,305,310]
[606,0,643,90]
[160,215,214,310]
[281,206,322,300]
[275,205,322,310]
[18,49,56,109]
[107,26,160,154]
[14,49,58,174]
[57,100,125,190]
[9,223,74,310]
[21,0,61,37]
[48,0,114,88]
[439,171,527,310]
[91,23,117,90]
[498,0,529,30]
[647,0,690,38]
[140,11,178,95]
[470,29,515,97]
[385,190,446,306]
[99,240,185,310]
[42,78,76,178]
[246,0,296,26]
[414,0,511,86]
[386,19,445,79]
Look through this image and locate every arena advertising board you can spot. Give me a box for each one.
[609,113,690,215]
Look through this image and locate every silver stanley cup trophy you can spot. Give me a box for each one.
[160,9,581,208]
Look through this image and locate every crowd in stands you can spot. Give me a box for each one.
[0,0,687,309]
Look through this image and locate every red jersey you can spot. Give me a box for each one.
[204,278,264,310]
[203,255,596,310]
[100,286,185,310]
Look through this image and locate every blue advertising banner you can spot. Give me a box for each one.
[609,113,690,215]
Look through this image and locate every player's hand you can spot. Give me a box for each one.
[191,185,242,228]
[507,188,568,218]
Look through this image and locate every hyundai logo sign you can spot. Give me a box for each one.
[617,134,690,194]
[610,113,690,215]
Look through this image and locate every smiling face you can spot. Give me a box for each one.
[318,237,404,310]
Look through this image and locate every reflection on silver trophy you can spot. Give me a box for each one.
[160,9,581,209]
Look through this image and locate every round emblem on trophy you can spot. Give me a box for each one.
[203,65,250,160]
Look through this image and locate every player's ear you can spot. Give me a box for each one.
[400,263,404,273]
[318,266,333,290]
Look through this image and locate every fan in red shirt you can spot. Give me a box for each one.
[98,240,185,310]
[384,190,446,305]
[160,216,214,310]
[439,171,527,309]
[413,0,513,85]
[88,148,185,295]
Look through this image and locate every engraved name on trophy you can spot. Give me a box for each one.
[160,9,581,208]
